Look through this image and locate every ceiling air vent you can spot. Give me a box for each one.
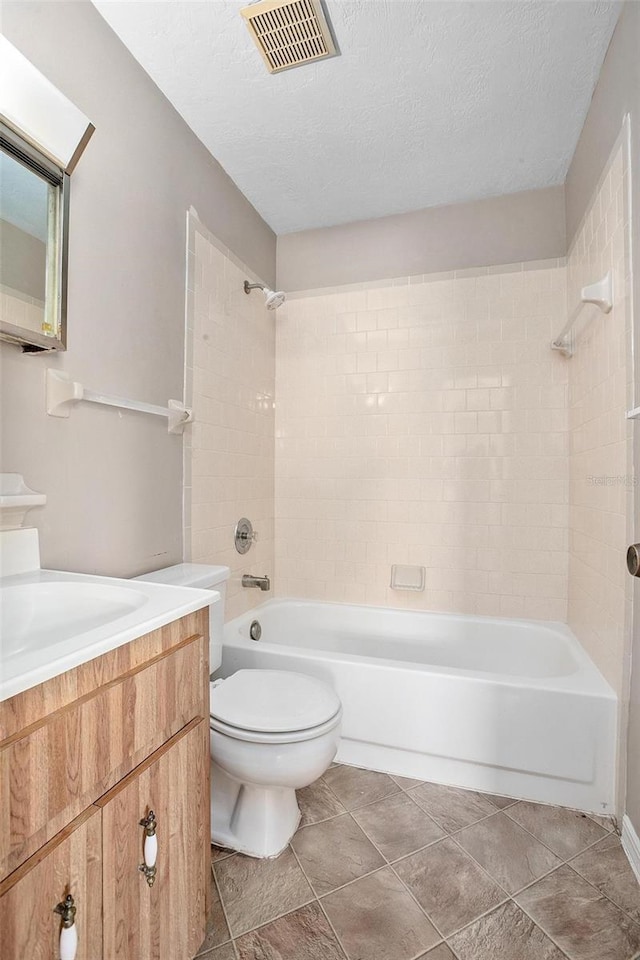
[241,0,337,74]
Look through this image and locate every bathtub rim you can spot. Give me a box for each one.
[223,597,616,701]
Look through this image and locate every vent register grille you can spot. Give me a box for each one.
[241,0,337,73]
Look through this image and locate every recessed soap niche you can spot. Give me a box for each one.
[390,564,426,592]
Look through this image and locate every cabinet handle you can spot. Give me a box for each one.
[54,894,78,960]
[139,810,158,887]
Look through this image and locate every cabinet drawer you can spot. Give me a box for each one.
[98,718,209,960]
[0,805,102,960]
[0,633,206,881]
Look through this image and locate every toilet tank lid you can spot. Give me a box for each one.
[135,562,230,589]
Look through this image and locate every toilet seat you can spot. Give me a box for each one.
[210,669,341,735]
[209,708,342,744]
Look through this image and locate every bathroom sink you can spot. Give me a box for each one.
[0,568,216,702]
[2,581,148,656]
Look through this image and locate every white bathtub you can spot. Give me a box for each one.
[221,600,617,814]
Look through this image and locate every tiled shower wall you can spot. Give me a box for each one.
[566,133,633,699]
[186,145,632,697]
[275,262,569,619]
[186,214,275,620]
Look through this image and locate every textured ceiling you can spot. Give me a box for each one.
[92,0,621,234]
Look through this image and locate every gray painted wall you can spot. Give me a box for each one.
[277,185,566,291]
[0,0,276,577]
[565,1,640,255]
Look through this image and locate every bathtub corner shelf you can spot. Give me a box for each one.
[45,369,193,434]
[551,272,613,358]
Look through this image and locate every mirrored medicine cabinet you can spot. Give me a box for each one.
[0,122,69,352]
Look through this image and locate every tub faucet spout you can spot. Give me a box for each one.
[242,574,271,591]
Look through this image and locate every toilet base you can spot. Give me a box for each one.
[211,762,301,858]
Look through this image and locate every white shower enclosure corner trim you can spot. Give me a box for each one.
[221,600,617,815]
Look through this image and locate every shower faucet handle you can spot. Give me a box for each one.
[235,517,257,554]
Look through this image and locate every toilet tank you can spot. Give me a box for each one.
[134,563,230,672]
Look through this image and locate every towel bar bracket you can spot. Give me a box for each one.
[45,369,193,434]
[551,272,613,359]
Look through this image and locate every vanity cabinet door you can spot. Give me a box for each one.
[0,806,102,960]
[98,718,209,960]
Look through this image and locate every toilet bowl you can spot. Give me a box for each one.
[134,564,342,858]
[209,669,342,857]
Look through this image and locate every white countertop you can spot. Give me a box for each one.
[0,568,217,702]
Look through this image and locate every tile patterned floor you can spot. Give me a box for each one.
[195,764,640,960]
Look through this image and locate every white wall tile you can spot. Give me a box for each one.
[187,216,275,621]
[566,138,633,698]
[275,262,569,618]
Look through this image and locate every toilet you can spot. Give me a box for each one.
[135,563,342,858]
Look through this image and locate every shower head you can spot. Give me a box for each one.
[264,288,286,310]
[244,280,286,311]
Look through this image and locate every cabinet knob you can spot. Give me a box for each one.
[54,894,78,960]
[139,810,158,887]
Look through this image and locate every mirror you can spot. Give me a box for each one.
[0,122,69,351]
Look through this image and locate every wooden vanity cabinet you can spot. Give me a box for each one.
[0,610,211,960]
